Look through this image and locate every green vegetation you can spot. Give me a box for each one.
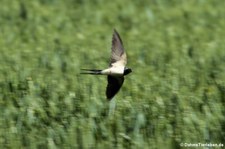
[0,0,225,148]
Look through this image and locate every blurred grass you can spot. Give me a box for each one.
[0,0,225,148]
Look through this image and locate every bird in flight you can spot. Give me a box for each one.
[81,29,132,100]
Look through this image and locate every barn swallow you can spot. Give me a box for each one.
[81,29,132,100]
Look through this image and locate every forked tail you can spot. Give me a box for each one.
[80,69,102,75]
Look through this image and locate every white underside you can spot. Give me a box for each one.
[101,65,124,76]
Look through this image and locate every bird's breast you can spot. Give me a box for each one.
[101,66,124,76]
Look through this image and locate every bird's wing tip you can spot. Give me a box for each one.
[113,28,118,34]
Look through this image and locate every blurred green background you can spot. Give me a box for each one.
[0,0,225,148]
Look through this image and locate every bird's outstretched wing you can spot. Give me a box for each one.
[110,29,127,67]
[106,75,124,100]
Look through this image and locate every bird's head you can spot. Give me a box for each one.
[124,67,132,75]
